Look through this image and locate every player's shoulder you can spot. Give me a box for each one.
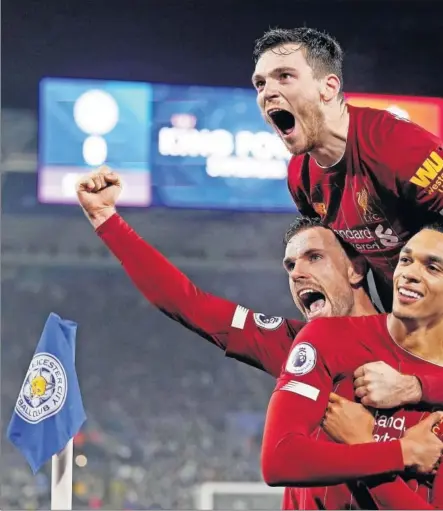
[334,313,387,333]
[299,315,365,331]
[364,105,436,135]
[291,314,386,349]
[283,317,354,377]
[290,317,348,351]
[351,105,441,164]
[283,315,386,377]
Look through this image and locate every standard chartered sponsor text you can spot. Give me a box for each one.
[334,224,400,250]
[373,411,406,442]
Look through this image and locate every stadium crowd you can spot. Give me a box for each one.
[2,263,293,509]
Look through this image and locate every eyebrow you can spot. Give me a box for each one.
[401,246,443,265]
[428,255,443,265]
[251,66,298,85]
[283,248,322,267]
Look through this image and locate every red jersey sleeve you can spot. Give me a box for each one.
[261,319,404,487]
[367,477,439,510]
[371,111,443,216]
[96,213,300,377]
[432,464,443,508]
[417,373,443,406]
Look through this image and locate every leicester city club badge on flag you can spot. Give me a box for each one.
[7,312,86,474]
[16,352,68,424]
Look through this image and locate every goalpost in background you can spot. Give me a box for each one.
[194,482,284,510]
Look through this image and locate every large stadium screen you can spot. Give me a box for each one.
[38,78,294,211]
[38,78,443,211]
[38,78,153,206]
[149,83,292,211]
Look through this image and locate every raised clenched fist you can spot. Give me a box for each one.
[76,166,122,228]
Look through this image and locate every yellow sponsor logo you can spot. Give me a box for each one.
[409,151,443,190]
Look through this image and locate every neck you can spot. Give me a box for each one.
[352,290,378,317]
[387,314,443,365]
[309,101,349,168]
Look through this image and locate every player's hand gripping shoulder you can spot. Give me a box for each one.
[76,166,121,228]
[354,361,422,408]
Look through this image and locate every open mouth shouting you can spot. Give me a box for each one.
[267,108,296,137]
[397,286,424,305]
[298,288,327,320]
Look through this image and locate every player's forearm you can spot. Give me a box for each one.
[262,391,404,487]
[261,432,403,487]
[393,369,443,408]
[397,374,422,405]
[96,213,236,345]
[368,477,438,509]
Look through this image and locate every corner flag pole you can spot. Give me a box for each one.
[51,314,78,511]
[51,438,74,510]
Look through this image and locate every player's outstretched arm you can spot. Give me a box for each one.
[354,361,443,408]
[76,167,299,377]
[261,322,443,487]
[324,393,443,509]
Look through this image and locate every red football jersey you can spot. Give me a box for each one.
[263,314,443,510]
[97,214,443,509]
[287,105,443,312]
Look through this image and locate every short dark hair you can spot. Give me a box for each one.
[283,216,370,293]
[283,216,360,261]
[253,27,344,93]
[283,216,323,246]
[423,223,443,235]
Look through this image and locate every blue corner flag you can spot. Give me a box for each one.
[7,312,86,474]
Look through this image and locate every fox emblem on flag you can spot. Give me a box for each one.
[16,352,68,424]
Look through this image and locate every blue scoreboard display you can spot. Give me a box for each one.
[39,78,153,206]
[38,78,295,211]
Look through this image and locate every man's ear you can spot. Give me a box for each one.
[348,254,368,288]
[320,73,341,103]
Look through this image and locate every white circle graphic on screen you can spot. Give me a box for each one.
[83,135,108,166]
[73,89,119,135]
[73,89,119,166]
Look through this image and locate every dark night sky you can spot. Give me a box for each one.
[3,0,443,110]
